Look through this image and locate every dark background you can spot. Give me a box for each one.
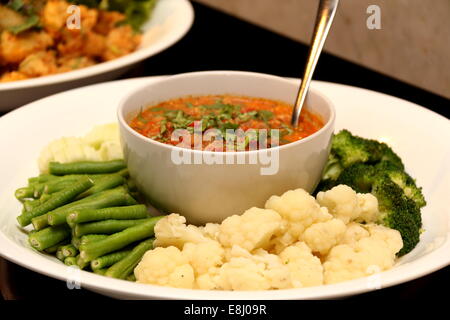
[1,2,448,300]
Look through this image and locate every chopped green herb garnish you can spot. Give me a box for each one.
[8,15,40,34]
[137,108,148,123]
[256,110,274,123]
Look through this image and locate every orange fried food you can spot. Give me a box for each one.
[18,50,57,77]
[57,30,105,59]
[42,0,98,36]
[0,71,28,82]
[57,56,95,73]
[1,30,54,63]
[41,0,68,35]
[103,25,141,61]
[94,11,126,36]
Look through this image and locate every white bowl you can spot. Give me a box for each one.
[0,0,194,111]
[118,71,335,224]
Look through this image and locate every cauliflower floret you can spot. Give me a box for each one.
[135,246,195,289]
[356,193,380,223]
[225,246,292,289]
[265,189,332,250]
[364,224,403,256]
[279,242,323,287]
[154,214,211,249]
[340,222,370,245]
[316,185,361,223]
[197,246,292,290]
[219,207,282,251]
[302,219,346,255]
[202,257,271,291]
[323,224,403,284]
[316,185,380,224]
[182,241,225,276]
[199,223,221,242]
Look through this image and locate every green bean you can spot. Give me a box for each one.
[126,179,137,192]
[17,177,94,227]
[105,239,154,279]
[90,249,132,270]
[64,256,78,266]
[124,194,138,205]
[33,179,80,198]
[44,239,70,254]
[28,174,57,184]
[126,274,136,282]
[46,187,129,226]
[49,160,126,175]
[72,237,81,249]
[28,225,71,251]
[41,180,77,196]
[40,193,52,202]
[31,214,50,230]
[93,268,107,275]
[76,174,125,199]
[116,168,129,178]
[80,234,108,246]
[56,247,66,261]
[67,205,148,224]
[73,219,149,237]
[80,217,162,262]
[23,199,41,212]
[23,194,52,212]
[15,187,35,200]
[76,256,89,270]
[60,244,79,257]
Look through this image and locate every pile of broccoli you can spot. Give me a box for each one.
[315,130,426,256]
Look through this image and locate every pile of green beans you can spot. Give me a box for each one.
[15,160,163,281]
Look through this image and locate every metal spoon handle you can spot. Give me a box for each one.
[291,0,339,126]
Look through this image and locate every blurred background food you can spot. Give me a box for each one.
[0,0,156,82]
[195,0,450,99]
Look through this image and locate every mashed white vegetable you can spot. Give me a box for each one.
[135,185,403,290]
[38,123,123,173]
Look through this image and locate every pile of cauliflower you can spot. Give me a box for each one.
[134,185,403,290]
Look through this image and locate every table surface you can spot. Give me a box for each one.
[1,2,448,300]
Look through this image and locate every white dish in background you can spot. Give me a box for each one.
[0,0,194,111]
[0,77,449,299]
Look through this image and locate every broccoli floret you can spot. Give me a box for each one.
[375,161,426,208]
[331,129,384,167]
[379,144,404,169]
[372,176,422,256]
[335,163,376,193]
[321,153,343,181]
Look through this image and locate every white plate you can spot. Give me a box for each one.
[0,0,194,111]
[0,77,449,300]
